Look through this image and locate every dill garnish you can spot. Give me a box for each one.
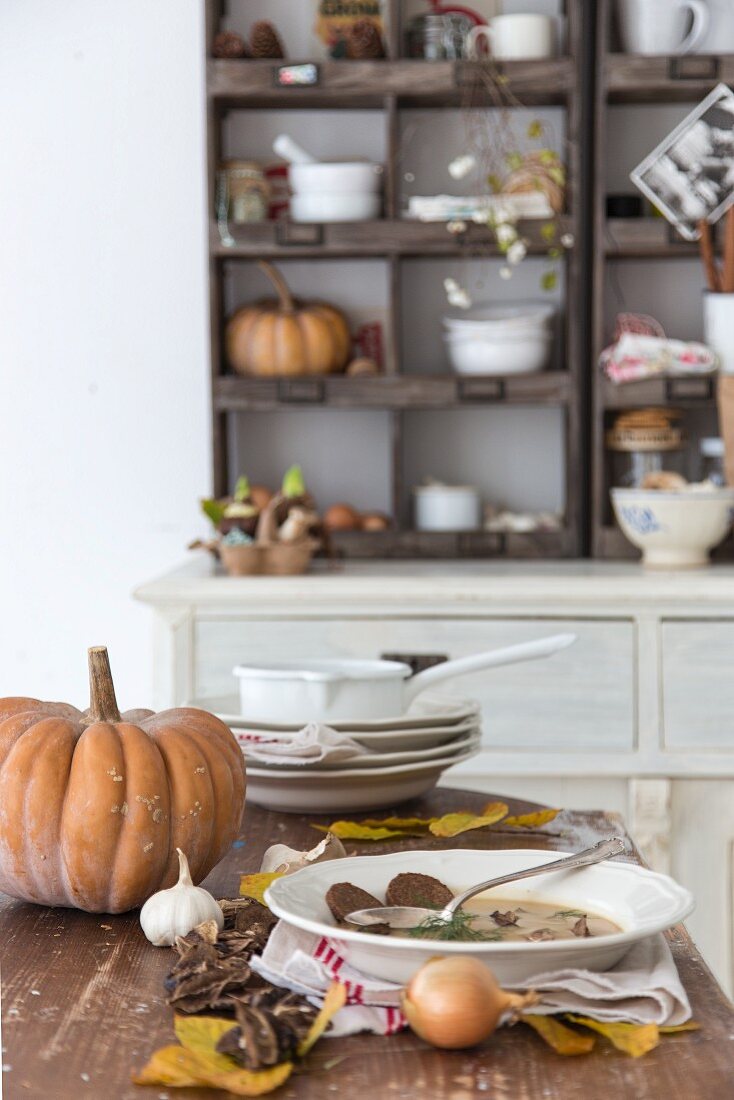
[407,910,503,942]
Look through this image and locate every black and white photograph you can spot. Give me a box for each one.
[631,82,734,241]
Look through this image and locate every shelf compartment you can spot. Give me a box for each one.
[606,54,734,104]
[208,58,575,108]
[329,527,572,559]
[602,375,717,409]
[214,373,572,412]
[211,217,573,259]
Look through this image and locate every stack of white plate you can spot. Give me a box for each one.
[186,694,481,813]
[443,301,556,376]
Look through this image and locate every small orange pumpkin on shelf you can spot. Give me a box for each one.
[225,261,352,377]
[0,647,246,914]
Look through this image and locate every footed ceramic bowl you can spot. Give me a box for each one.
[611,487,734,568]
[265,848,693,985]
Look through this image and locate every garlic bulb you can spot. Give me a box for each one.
[402,956,537,1050]
[140,848,223,947]
[260,832,346,875]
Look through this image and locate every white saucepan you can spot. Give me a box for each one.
[233,633,575,724]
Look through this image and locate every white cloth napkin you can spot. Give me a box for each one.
[250,921,404,1036]
[512,936,691,1026]
[233,723,368,766]
[251,921,691,1036]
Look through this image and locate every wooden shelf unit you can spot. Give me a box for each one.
[590,0,728,559]
[205,1,592,559]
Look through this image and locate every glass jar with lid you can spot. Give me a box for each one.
[699,437,726,485]
[219,160,270,225]
[606,411,686,488]
[405,13,474,59]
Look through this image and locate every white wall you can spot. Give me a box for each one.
[0,0,209,707]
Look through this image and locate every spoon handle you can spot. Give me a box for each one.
[445,837,626,917]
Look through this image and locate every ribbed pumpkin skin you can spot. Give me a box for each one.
[0,700,246,914]
[226,299,351,377]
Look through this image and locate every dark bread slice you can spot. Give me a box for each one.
[385,872,454,910]
[326,882,383,924]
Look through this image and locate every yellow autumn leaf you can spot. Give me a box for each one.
[429,803,509,838]
[312,818,433,840]
[132,1044,293,1095]
[502,809,561,829]
[523,1015,595,1055]
[659,1021,700,1034]
[565,1015,660,1057]
[239,872,284,905]
[360,816,434,830]
[298,982,348,1056]
[174,1014,237,1055]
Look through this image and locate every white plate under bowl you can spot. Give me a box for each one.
[186,693,479,732]
[245,745,479,813]
[236,717,480,753]
[265,848,694,984]
[237,730,480,771]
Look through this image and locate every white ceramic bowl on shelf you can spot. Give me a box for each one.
[443,301,555,333]
[611,487,734,568]
[265,847,694,984]
[290,192,381,223]
[289,161,383,194]
[444,328,552,375]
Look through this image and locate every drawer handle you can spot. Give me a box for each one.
[277,379,325,404]
[275,220,324,247]
[458,377,506,402]
[664,377,714,402]
[273,62,320,87]
[669,56,719,81]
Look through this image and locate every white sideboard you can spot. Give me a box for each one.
[135,557,734,996]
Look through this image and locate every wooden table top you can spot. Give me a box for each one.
[1,788,732,1100]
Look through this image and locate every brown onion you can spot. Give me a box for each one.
[323,503,362,531]
[402,956,537,1050]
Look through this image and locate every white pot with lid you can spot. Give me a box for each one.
[233,633,576,724]
[414,483,481,531]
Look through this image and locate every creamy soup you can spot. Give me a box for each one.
[401,898,621,942]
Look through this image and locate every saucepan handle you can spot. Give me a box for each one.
[402,633,577,707]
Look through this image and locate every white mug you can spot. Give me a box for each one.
[467,14,555,62]
[616,0,709,56]
[695,0,734,54]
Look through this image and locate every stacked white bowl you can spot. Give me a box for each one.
[289,161,383,223]
[443,301,556,375]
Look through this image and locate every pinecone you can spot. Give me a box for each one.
[250,20,285,59]
[212,31,248,59]
[347,19,385,60]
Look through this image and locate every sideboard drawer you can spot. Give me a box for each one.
[194,617,636,752]
[662,621,734,750]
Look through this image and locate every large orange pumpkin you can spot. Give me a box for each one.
[0,647,246,913]
[226,260,352,377]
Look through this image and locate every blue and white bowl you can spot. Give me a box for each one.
[611,486,734,568]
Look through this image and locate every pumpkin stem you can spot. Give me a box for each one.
[257,260,294,313]
[86,646,122,723]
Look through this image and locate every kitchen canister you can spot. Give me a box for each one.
[703,290,734,374]
[414,482,480,532]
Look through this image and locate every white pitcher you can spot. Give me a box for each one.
[617,0,709,55]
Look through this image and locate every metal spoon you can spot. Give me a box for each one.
[345,837,626,931]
